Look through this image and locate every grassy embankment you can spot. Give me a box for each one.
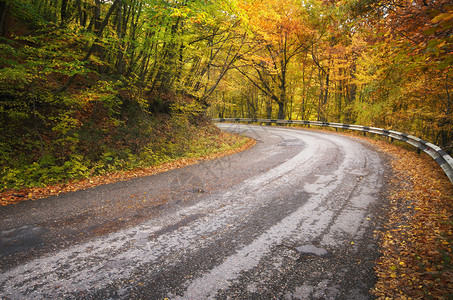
[0,1,254,206]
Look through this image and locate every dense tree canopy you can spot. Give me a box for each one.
[209,0,452,152]
[0,0,452,190]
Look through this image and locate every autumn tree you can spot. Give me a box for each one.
[0,0,251,189]
[233,0,324,119]
[345,0,452,150]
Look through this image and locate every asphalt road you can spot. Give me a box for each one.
[0,124,389,299]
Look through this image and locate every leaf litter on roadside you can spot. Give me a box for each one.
[357,136,453,299]
[308,127,452,298]
[0,133,255,207]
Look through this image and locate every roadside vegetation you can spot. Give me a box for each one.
[323,128,453,299]
[1,0,451,197]
[370,138,453,299]
[0,0,451,298]
[1,0,250,194]
[0,130,253,206]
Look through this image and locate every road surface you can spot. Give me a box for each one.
[0,124,388,299]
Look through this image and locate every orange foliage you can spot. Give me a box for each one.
[238,0,313,45]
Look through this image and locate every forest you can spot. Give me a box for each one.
[0,0,452,190]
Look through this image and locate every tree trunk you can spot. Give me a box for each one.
[55,0,120,93]
[94,0,101,33]
[60,0,68,26]
[323,71,329,105]
[116,0,124,75]
[277,101,285,120]
[266,99,272,119]
[317,71,324,121]
[346,61,357,123]
[0,0,7,37]
[279,63,287,119]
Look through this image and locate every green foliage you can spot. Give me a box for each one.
[0,100,221,190]
[0,65,223,191]
[2,0,450,191]
[6,0,46,28]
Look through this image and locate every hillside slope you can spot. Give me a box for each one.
[0,0,241,192]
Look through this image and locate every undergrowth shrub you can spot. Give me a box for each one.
[0,85,222,191]
[0,2,225,192]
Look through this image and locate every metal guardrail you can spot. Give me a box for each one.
[213,118,453,185]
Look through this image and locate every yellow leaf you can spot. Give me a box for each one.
[431,12,453,23]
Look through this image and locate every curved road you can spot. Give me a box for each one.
[0,124,388,299]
